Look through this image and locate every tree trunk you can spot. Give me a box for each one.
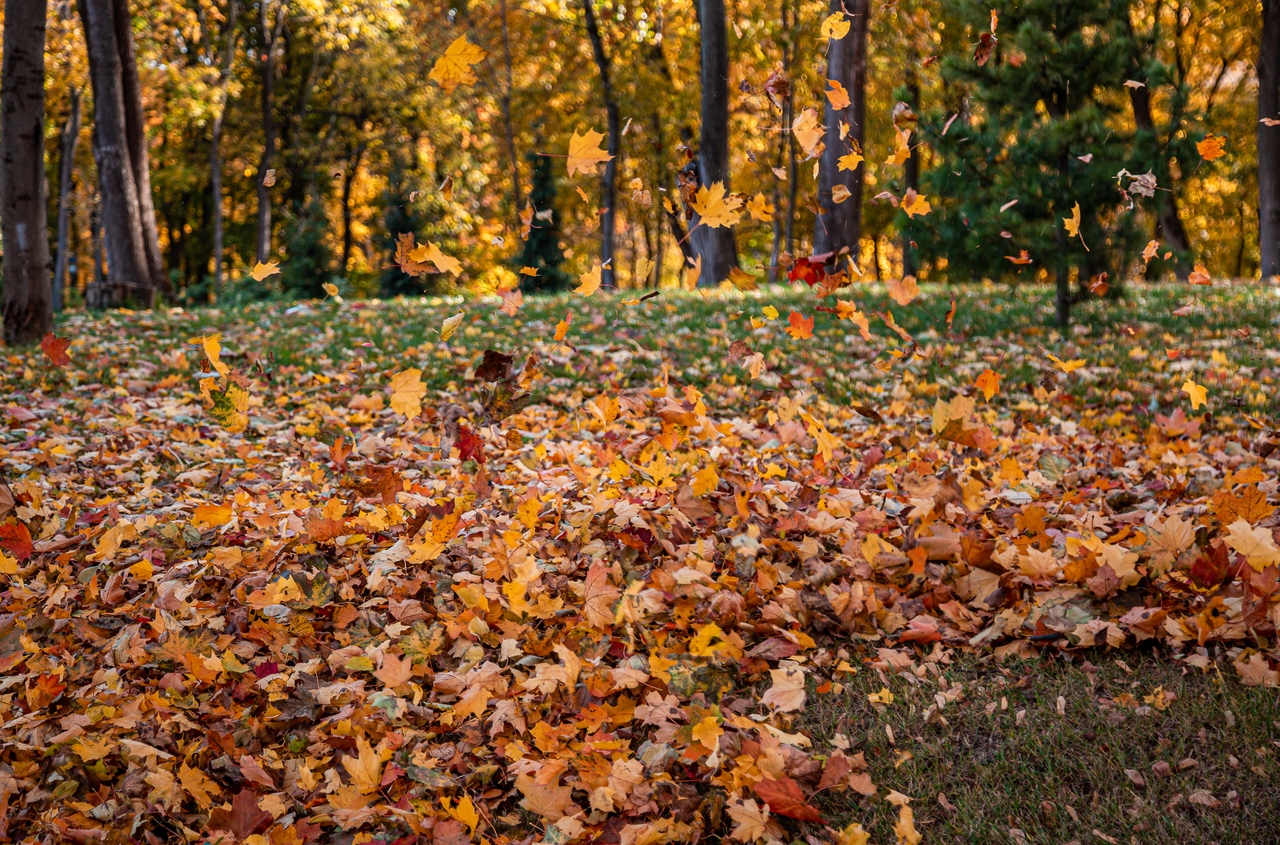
[210,0,238,295]
[1128,81,1191,279]
[256,0,286,264]
[499,0,522,228]
[768,0,792,283]
[341,141,366,274]
[78,0,154,308]
[692,0,738,285]
[53,87,82,313]
[1,0,55,346]
[814,0,869,258]
[901,77,920,278]
[582,0,620,288]
[1260,0,1280,278]
[112,0,168,299]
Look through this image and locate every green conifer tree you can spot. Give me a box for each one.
[912,0,1142,327]
[515,152,571,293]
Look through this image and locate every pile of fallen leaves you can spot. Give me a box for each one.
[1,288,1278,844]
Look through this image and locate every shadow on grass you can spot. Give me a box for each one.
[790,650,1280,845]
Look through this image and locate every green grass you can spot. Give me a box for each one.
[790,651,1280,845]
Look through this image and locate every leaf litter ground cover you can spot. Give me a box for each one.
[1,282,1279,844]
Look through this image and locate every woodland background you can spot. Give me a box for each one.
[1,0,1271,323]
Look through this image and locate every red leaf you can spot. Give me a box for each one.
[1189,540,1231,588]
[788,257,826,288]
[40,333,72,367]
[752,776,824,822]
[0,522,34,561]
[457,423,485,465]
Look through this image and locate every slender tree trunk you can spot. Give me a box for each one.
[768,0,791,282]
[815,0,869,258]
[78,0,154,308]
[692,0,738,285]
[901,77,920,277]
[1260,0,1280,278]
[112,0,168,299]
[92,200,105,284]
[53,87,82,313]
[210,0,238,295]
[581,0,620,288]
[499,0,522,227]
[256,0,286,263]
[1,0,55,345]
[341,141,366,274]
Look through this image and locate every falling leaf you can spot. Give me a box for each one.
[690,182,745,229]
[1063,203,1082,238]
[440,311,465,341]
[409,242,463,277]
[786,311,814,339]
[1188,264,1211,286]
[40,333,72,367]
[567,128,614,177]
[429,36,486,92]
[838,148,864,172]
[1197,134,1227,161]
[1047,354,1086,373]
[901,190,931,218]
[831,185,852,204]
[887,275,920,306]
[576,263,603,296]
[820,12,850,39]
[975,369,1000,400]
[791,109,823,157]
[1181,378,1207,410]
[250,261,280,282]
[825,79,851,109]
[747,193,775,222]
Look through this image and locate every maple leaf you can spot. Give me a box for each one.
[747,193,775,222]
[838,149,864,172]
[791,108,823,157]
[250,260,280,282]
[1063,202,1082,237]
[837,300,873,340]
[1235,651,1280,687]
[582,561,621,628]
[456,422,485,464]
[825,79,851,110]
[575,262,603,296]
[786,311,814,339]
[885,127,911,166]
[1196,134,1227,161]
[409,241,463,277]
[820,12,850,39]
[179,764,221,808]
[429,36,486,92]
[567,128,613,177]
[690,182,745,229]
[1181,378,1207,410]
[752,777,823,822]
[760,660,806,712]
[975,369,1000,400]
[0,522,34,561]
[727,798,773,842]
[40,333,72,367]
[887,275,920,306]
[517,773,576,821]
[1188,264,1211,285]
[374,652,413,687]
[389,368,426,418]
[1047,353,1086,373]
[209,789,274,840]
[343,736,387,793]
[901,189,931,218]
[1224,519,1280,571]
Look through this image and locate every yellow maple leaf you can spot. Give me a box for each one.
[1197,134,1227,161]
[887,275,920,306]
[408,241,462,277]
[820,12,850,39]
[691,715,724,750]
[825,79,851,110]
[837,300,873,340]
[747,192,775,222]
[343,736,387,794]
[901,189,931,218]
[389,368,426,418]
[1181,378,1207,410]
[868,687,895,705]
[762,305,779,320]
[1047,353,1086,373]
[567,128,613,177]
[429,36,486,93]
[1224,519,1280,571]
[691,464,719,497]
[440,311,465,341]
[690,182,745,229]
[791,108,824,158]
[975,368,1000,400]
[1063,202,1082,237]
[250,261,280,282]
[576,262,603,296]
[885,127,912,166]
[838,149,864,172]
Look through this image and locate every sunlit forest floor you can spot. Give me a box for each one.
[3,281,1279,843]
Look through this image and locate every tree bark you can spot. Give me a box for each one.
[256,0,287,264]
[692,0,738,285]
[78,0,154,308]
[1,0,55,345]
[582,0,620,288]
[210,0,238,294]
[53,87,82,313]
[1260,0,1280,278]
[901,78,920,278]
[499,0,522,228]
[768,0,793,283]
[112,0,168,299]
[815,0,869,258]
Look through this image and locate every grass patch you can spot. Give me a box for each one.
[791,650,1280,844]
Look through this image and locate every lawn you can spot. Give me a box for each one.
[1,280,1278,844]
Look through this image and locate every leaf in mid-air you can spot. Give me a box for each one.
[566,129,613,177]
[429,36,486,92]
